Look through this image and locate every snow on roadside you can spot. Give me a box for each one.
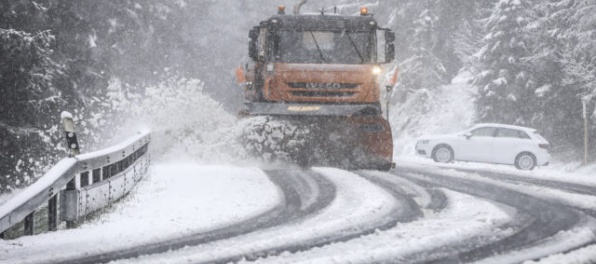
[397,155,596,189]
[396,158,596,212]
[396,161,596,263]
[247,188,514,263]
[0,164,281,264]
[525,244,596,264]
[112,168,401,264]
[479,220,596,264]
[390,71,476,157]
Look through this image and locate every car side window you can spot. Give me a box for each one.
[496,128,520,138]
[470,127,496,137]
[494,128,531,139]
[518,131,531,139]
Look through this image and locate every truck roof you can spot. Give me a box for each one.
[263,14,378,32]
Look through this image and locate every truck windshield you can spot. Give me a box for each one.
[275,30,374,64]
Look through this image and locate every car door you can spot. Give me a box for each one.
[456,127,496,162]
[491,128,526,164]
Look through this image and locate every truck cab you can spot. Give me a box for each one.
[242,8,395,114]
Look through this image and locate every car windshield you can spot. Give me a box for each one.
[275,30,374,64]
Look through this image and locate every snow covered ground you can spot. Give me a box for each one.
[241,188,514,264]
[396,159,596,264]
[0,164,280,264]
[114,168,402,263]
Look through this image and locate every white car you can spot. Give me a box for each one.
[415,123,551,170]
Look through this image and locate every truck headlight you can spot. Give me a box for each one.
[372,66,382,75]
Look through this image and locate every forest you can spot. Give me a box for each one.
[1,0,595,193]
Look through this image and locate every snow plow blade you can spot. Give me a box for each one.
[239,103,394,171]
[239,102,383,117]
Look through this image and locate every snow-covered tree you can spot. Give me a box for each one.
[521,0,584,147]
[396,2,447,93]
[563,1,596,104]
[474,0,536,124]
[0,29,68,193]
[0,0,214,193]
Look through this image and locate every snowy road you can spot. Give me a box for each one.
[3,161,596,264]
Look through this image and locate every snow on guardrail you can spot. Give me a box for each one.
[0,131,151,238]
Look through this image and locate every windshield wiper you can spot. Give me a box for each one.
[309,31,327,63]
[346,32,365,63]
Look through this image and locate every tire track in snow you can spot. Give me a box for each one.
[455,168,596,217]
[359,170,448,213]
[236,170,514,264]
[197,168,421,264]
[109,168,420,264]
[58,169,335,264]
[396,167,596,263]
[355,170,532,263]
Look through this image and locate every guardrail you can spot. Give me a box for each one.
[0,131,151,239]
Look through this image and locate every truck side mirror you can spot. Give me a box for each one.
[385,43,395,63]
[249,29,259,41]
[248,29,259,61]
[385,31,395,42]
[249,40,258,61]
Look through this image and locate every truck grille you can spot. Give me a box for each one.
[287,82,358,89]
[291,91,356,97]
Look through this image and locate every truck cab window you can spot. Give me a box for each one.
[276,30,374,64]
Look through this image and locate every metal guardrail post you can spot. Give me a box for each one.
[24,212,35,236]
[582,99,589,166]
[48,195,58,231]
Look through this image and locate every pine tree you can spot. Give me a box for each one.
[563,1,596,102]
[0,28,67,193]
[394,0,449,93]
[522,0,584,147]
[474,0,536,124]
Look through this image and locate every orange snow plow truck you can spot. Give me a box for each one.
[236,4,397,171]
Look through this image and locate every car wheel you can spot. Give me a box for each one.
[515,152,536,170]
[432,145,454,163]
